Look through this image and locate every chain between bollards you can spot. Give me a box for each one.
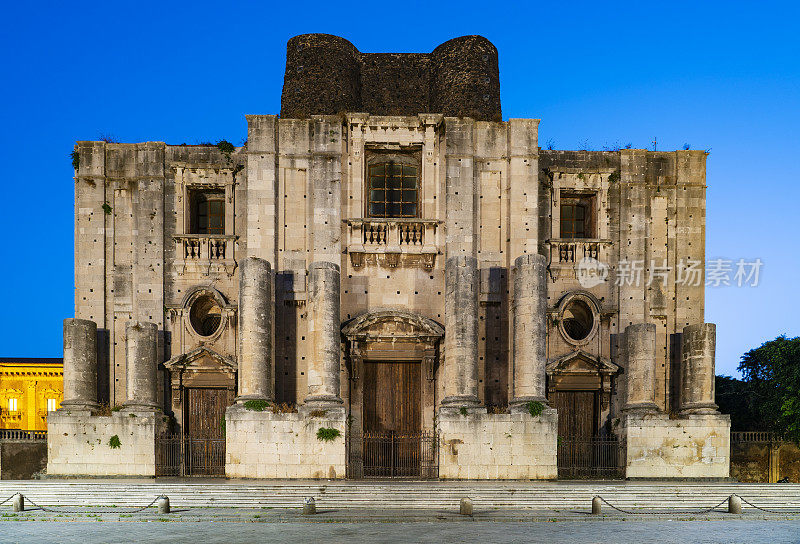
[5,493,170,514]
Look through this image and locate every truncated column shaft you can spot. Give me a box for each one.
[510,253,548,409]
[441,256,481,407]
[123,321,160,410]
[237,257,274,402]
[60,318,99,411]
[624,323,658,412]
[680,323,718,414]
[305,261,343,407]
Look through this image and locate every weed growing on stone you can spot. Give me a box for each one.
[526,401,544,418]
[108,435,121,449]
[316,427,340,441]
[243,399,270,412]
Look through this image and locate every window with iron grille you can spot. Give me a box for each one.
[189,189,225,234]
[367,161,419,218]
[560,194,594,239]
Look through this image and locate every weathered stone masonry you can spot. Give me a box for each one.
[51,33,729,479]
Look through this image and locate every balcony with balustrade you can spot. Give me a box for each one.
[174,234,238,276]
[345,219,440,269]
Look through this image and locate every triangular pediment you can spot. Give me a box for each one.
[163,346,237,373]
[546,349,619,375]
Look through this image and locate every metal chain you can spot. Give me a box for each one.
[0,494,18,507]
[14,494,167,515]
[737,495,800,514]
[596,495,731,515]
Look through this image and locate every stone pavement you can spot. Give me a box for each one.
[2,520,800,544]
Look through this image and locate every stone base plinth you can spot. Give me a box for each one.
[621,412,730,479]
[225,405,346,479]
[47,411,166,477]
[437,409,558,479]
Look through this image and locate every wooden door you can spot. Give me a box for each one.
[552,390,597,439]
[363,361,420,433]
[184,388,228,475]
[362,361,421,477]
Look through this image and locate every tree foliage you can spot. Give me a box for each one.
[718,335,800,441]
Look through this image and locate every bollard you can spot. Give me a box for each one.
[158,496,170,514]
[728,495,742,514]
[11,494,24,512]
[460,497,473,516]
[302,497,316,515]
[592,496,602,515]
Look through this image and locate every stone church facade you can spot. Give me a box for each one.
[48,34,729,479]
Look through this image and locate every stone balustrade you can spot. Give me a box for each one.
[345,218,439,269]
[174,235,237,261]
[546,239,611,264]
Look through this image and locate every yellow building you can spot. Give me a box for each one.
[0,358,63,431]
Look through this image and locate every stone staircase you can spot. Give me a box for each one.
[1,481,800,510]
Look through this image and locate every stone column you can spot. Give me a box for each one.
[59,318,99,412]
[680,323,719,414]
[237,257,273,403]
[510,254,548,410]
[305,261,343,407]
[122,321,160,411]
[441,256,481,408]
[623,323,658,412]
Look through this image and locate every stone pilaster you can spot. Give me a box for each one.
[59,318,99,412]
[237,257,274,403]
[441,256,481,409]
[680,323,718,414]
[122,321,160,411]
[624,323,658,412]
[305,261,343,408]
[510,253,548,411]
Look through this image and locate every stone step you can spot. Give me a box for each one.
[1,482,800,509]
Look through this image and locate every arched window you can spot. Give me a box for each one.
[367,159,419,218]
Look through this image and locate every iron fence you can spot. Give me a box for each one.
[156,434,225,477]
[351,431,438,479]
[557,436,623,479]
[0,429,46,441]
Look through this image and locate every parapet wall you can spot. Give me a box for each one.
[47,411,166,477]
[225,406,347,479]
[280,34,501,120]
[621,412,730,479]
[438,409,558,479]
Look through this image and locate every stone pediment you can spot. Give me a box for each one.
[342,308,444,342]
[546,350,619,376]
[163,346,236,374]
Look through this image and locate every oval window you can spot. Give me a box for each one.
[562,299,594,341]
[190,295,222,337]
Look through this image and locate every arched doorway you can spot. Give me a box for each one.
[342,309,443,478]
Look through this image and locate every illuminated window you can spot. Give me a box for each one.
[367,160,419,218]
[47,398,58,412]
[8,398,18,412]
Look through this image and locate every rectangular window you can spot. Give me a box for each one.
[367,161,419,218]
[47,398,58,412]
[8,398,18,412]
[189,189,225,234]
[560,194,594,239]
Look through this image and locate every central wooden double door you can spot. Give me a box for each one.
[183,387,229,476]
[362,361,424,477]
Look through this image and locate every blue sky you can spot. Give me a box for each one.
[0,1,797,377]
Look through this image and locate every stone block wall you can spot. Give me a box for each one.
[438,410,557,479]
[47,412,166,477]
[621,412,730,479]
[0,441,47,479]
[225,407,346,479]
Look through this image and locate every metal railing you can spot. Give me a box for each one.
[731,431,778,443]
[156,434,225,477]
[351,431,438,479]
[0,429,46,441]
[557,437,623,479]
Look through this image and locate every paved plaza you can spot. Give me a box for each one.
[2,520,800,544]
